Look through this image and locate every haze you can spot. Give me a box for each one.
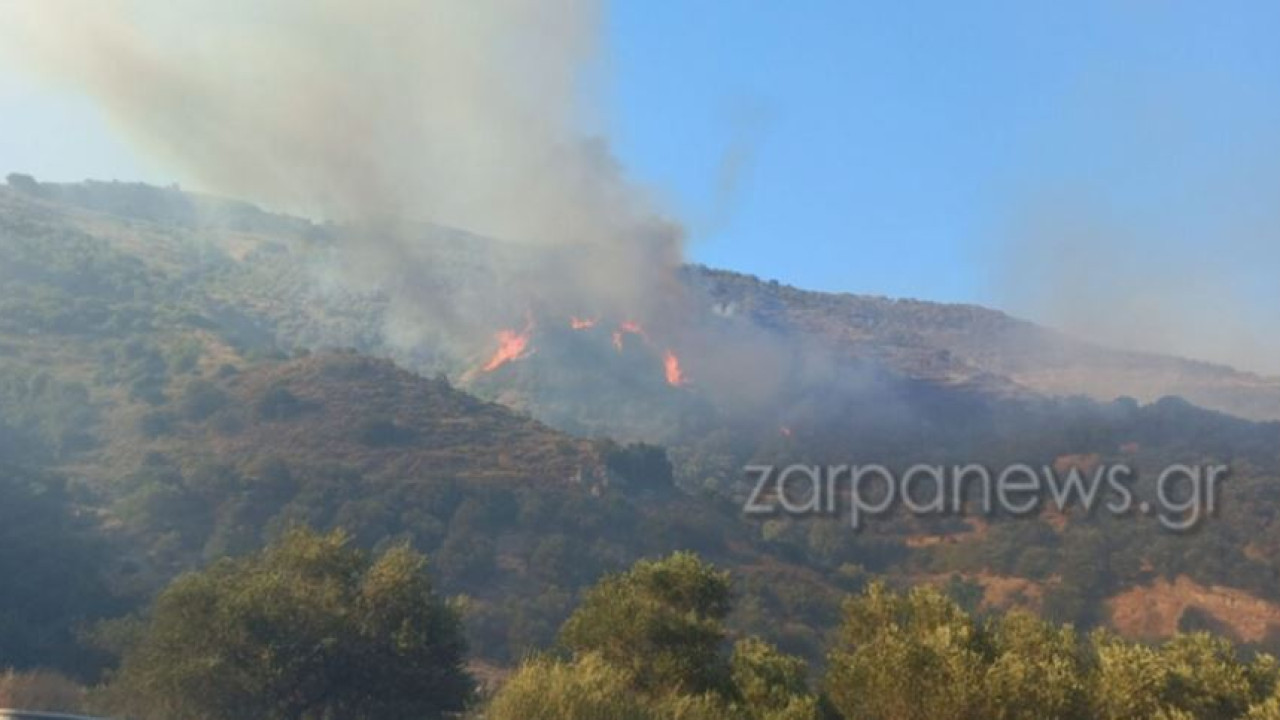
[2,1,1278,374]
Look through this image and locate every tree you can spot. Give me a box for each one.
[485,653,654,720]
[94,527,472,720]
[1090,630,1269,720]
[825,582,989,720]
[603,441,675,491]
[255,385,304,421]
[1158,633,1256,719]
[559,551,733,696]
[491,552,820,720]
[5,173,41,195]
[730,637,823,720]
[982,611,1090,720]
[1090,631,1180,720]
[0,464,111,676]
[824,582,1280,720]
[179,379,229,421]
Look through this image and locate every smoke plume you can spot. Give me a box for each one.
[1,0,685,350]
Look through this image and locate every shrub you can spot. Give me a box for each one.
[559,551,733,696]
[179,379,229,421]
[486,653,653,720]
[255,385,303,421]
[93,528,473,720]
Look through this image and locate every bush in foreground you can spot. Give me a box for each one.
[93,528,472,720]
[490,551,822,720]
[826,582,1280,720]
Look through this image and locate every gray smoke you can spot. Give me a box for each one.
[985,63,1280,378]
[1,0,685,352]
[993,187,1280,378]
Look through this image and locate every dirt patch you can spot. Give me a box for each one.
[918,571,1048,612]
[1108,575,1280,642]
[977,571,1048,610]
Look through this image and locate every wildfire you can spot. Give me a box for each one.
[480,320,533,373]
[612,320,648,351]
[477,313,688,388]
[663,349,688,387]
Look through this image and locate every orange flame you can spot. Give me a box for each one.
[481,321,533,373]
[570,316,598,330]
[664,349,687,387]
[612,320,648,351]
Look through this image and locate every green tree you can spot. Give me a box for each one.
[95,527,472,720]
[981,611,1090,720]
[1158,633,1256,719]
[729,637,823,720]
[179,379,229,421]
[0,464,110,675]
[602,441,675,491]
[486,653,654,720]
[1090,630,1270,720]
[559,551,733,696]
[491,552,819,720]
[1091,631,1181,719]
[825,582,989,720]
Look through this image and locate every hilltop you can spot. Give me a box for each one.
[694,266,1280,422]
[9,173,1279,426]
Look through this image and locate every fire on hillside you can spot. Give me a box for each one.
[477,315,690,388]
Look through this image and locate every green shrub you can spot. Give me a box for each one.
[93,528,473,720]
[486,653,653,720]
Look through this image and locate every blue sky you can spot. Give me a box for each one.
[2,2,1279,370]
[603,1,1280,306]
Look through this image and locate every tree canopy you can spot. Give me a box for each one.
[826,582,1280,720]
[493,551,822,720]
[0,463,110,675]
[94,527,472,720]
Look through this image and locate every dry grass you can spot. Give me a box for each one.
[0,669,86,713]
[1108,575,1280,642]
[915,570,1050,613]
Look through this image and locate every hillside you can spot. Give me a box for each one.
[694,266,1280,423]
[0,179,850,665]
[9,175,1280,425]
[155,352,603,485]
[3,175,1280,670]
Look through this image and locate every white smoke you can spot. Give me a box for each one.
[1,0,685,348]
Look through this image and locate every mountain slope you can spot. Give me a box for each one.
[693,266,1280,422]
[8,175,1280,424]
[5,175,1280,660]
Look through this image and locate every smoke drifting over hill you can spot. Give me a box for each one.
[2,0,685,349]
[994,185,1280,378]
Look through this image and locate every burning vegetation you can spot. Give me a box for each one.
[612,320,649,352]
[480,319,534,373]
[663,350,687,387]
[476,313,690,387]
